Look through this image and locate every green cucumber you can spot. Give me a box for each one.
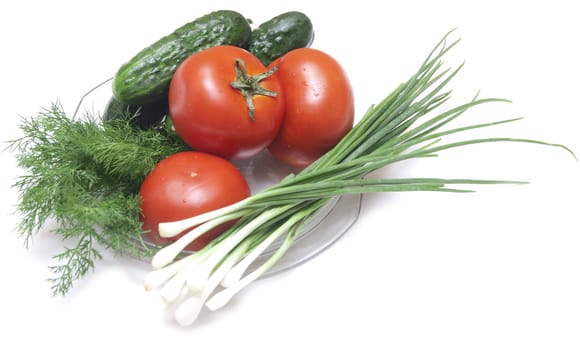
[248,11,314,66]
[113,10,252,105]
[102,96,169,129]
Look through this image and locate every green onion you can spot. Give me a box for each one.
[143,30,575,326]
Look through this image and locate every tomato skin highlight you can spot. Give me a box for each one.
[169,45,285,160]
[139,151,250,251]
[267,48,355,168]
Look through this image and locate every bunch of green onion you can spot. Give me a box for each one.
[143,31,573,326]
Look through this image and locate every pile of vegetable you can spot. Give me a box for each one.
[7,9,574,326]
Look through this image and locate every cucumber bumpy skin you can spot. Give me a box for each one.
[248,11,314,66]
[113,10,252,106]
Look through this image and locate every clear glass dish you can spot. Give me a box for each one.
[74,78,362,275]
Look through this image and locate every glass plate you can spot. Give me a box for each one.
[74,78,362,275]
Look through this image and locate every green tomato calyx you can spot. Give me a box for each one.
[230,58,279,121]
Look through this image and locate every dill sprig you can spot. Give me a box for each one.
[7,102,190,296]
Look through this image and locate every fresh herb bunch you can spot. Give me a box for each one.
[8,102,189,296]
[143,32,575,326]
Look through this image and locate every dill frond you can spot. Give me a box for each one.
[7,101,190,295]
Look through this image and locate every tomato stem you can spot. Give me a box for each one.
[230,58,279,121]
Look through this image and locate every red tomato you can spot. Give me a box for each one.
[139,151,250,251]
[169,45,285,159]
[267,48,355,168]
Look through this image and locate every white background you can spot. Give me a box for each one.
[1,1,579,349]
